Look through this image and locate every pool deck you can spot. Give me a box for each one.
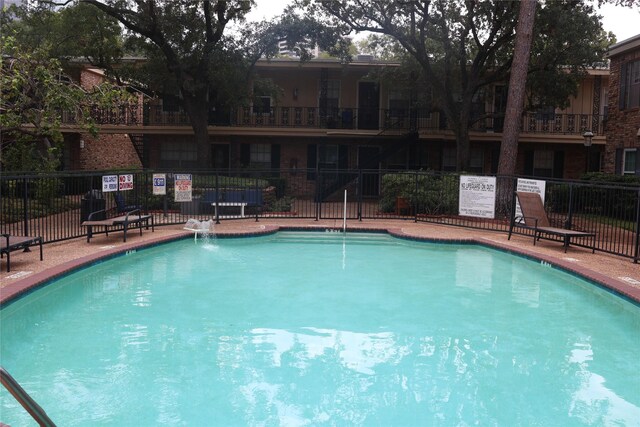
[1,219,639,305]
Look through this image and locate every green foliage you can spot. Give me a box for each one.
[308,0,613,171]
[580,172,640,186]
[266,196,294,212]
[379,172,459,215]
[526,1,614,110]
[191,175,269,189]
[1,195,77,223]
[1,3,124,69]
[0,34,134,172]
[547,177,638,222]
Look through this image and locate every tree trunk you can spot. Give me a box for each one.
[455,125,470,172]
[452,102,471,172]
[497,0,537,176]
[182,94,212,169]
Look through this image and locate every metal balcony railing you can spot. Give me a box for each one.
[57,104,606,136]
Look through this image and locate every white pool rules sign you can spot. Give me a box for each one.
[174,174,192,202]
[153,173,166,195]
[459,175,497,219]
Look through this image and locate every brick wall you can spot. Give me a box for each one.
[604,47,640,173]
[79,68,105,90]
[79,133,142,170]
[281,142,314,196]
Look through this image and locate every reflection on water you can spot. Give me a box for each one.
[1,236,639,426]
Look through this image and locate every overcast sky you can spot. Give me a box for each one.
[246,1,640,44]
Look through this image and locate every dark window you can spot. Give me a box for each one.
[620,60,640,110]
[535,105,556,121]
[442,147,456,172]
[162,95,181,112]
[253,96,272,114]
[160,141,197,169]
[533,150,554,178]
[623,149,637,175]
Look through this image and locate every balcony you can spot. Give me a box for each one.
[59,104,606,136]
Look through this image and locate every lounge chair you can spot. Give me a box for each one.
[508,191,596,253]
[1,234,43,272]
[113,192,141,214]
[81,209,154,243]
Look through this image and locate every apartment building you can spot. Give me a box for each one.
[62,55,609,186]
[604,34,640,176]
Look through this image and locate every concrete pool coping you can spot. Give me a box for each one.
[1,219,639,306]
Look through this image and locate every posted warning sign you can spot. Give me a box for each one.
[119,174,134,191]
[174,174,192,202]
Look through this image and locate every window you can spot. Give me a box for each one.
[306,144,347,179]
[623,149,637,175]
[318,144,339,169]
[535,105,556,121]
[533,150,554,177]
[469,148,484,173]
[160,141,197,168]
[161,95,181,112]
[388,90,410,116]
[442,147,457,172]
[253,96,272,114]
[250,144,271,168]
[319,80,340,113]
[620,60,640,110]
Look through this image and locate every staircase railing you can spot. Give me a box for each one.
[0,366,56,427]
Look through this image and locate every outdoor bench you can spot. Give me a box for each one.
[201,189,263,217]
[81,209,154,243]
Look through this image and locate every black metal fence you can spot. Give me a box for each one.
[1,169,638,261]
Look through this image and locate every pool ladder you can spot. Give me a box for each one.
[0,366,56,426]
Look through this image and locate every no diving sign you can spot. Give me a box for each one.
[119,174,134,191]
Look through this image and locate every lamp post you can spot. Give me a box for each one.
[583,130,594,173]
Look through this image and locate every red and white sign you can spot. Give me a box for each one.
[119,174,134,191]
[174,174,192,202]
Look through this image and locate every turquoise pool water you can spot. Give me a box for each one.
[1,232,639,426]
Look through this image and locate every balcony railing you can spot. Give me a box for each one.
[59,104,606,136]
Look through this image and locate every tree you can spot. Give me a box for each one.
[67,0,254,169]
[497,0,536,176]
[0,35,132,171]
[64,1,347,169]
[1,2,125,72]
[305,0,613,171]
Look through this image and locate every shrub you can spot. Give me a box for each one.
[380,172,459,215]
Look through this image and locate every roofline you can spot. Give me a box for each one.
[255,57,400,68]
[607,34,640,58]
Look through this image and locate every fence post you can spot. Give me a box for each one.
[413,171,418,223]
[315,171,321,221]
[215,171,220,225]
[255,175,259,222]
[634,188,640,263]
[22,177,29,237]
[357,169,363,221]
[565,183,574,229]
[163,173,168,218]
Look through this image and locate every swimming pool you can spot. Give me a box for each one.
[1,232,639,425]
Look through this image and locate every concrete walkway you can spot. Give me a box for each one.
[2,219,639,304]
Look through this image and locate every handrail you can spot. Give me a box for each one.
[0,366,56,427]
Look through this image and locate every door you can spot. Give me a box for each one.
[358,146,381,196]
[211,144,229,170]
[358,82,380,130]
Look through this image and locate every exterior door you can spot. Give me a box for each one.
[358,82,380,130]
[358,146,381,196]
[211,144,229,170]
